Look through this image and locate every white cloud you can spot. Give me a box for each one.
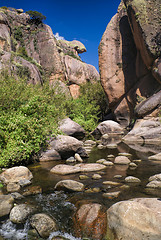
[54,32,65,40]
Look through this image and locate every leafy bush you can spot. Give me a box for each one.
[0,72,108,167]
[26,10,46,25]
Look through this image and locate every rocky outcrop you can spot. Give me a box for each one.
[99,0,161,126]
[107,198,161,240]
[123,117,161,143]
[0,7,99,97]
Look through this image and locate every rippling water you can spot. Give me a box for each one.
[1,140,161,239]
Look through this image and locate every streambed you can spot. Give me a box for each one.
[0,140,161,240]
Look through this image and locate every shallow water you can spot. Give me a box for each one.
[0,140,161,239]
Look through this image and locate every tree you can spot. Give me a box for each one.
[26,10,46,25]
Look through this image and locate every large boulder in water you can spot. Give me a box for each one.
[106,198,161,240]
[92,120,123,135]
[73,202,107,240]
[55,180,84,192]
[0,166,33,184]
[10,204,35,223]
[49,135,87,158]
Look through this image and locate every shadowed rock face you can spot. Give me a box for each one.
[0,8,99,97]
[99,0,161,126]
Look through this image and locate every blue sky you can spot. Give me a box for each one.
[1,0,121,71]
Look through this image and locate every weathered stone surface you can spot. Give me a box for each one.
[107,198,161,240]
[135,90,161,118]
[114,156,131,165]
[73,203,107,240]
[59,118,85,138]
[0,195,14,217]
[7,183,20,193]
[49,135,84,159]
[92,174,102,180]
[123,118,161,143]
[103,191,121,199]
[146,181,161,189]
[92,120,123,135]
[10,204,34,223]
[55,180,84,192]
[64,55,100,86]
[125,176,141,183]
[149,173,161,182]
[31,213,57,238]
[99,1,161,125]
[39,149,61,162]
[148,153,161,161]
[50,163,106,175]
[0,166,33,184]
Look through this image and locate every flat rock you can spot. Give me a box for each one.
[103,161,114,166]
[55,180,84,192]
[50,163,106,175]
[114,156,131,165]
[118,152,132,157]
[0,195,14,217]
[107,198,161,240]
[103,181,121,186]
[0,166,33,184]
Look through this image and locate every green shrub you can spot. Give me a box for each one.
[0,72,108,167]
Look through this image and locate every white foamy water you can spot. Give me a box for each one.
[0,220,29,240]
[49,231,82,240]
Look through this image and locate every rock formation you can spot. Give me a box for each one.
[99,0,161,126]
[0,7,99,97]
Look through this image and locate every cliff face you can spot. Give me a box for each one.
[0,8,99,97]
[99,0,161,126]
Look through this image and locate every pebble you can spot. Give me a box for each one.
[103,161,114,166]
[125,176,141,183]
[114,175,123,179]
[79,175,89,180]
[129,162,137,168]
[103,181,121,186]
[103,191,121,199]
[97,144,104,150]
[92,174,102,180]
[118,153,132,157]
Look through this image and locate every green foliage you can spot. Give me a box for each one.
[65,81,108,132]
[0,72,66,167]
[26,10,46,25]
[65,51,81,61]
[13,26,24,46]
[0,72,108,167]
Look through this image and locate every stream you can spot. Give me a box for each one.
[0,139,161,240]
